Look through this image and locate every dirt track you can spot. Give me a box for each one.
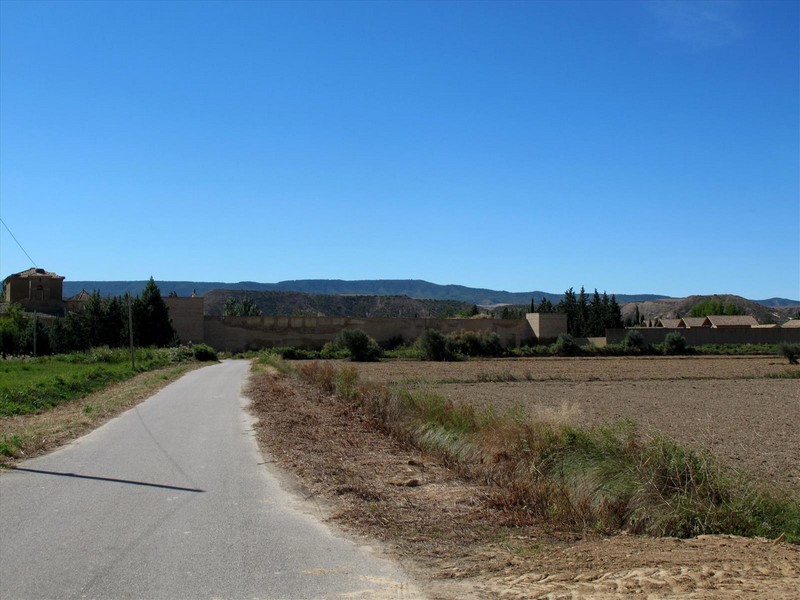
[247,357,800,599]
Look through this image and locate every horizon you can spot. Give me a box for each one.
[1,1,798,299]
[49,274,800,303]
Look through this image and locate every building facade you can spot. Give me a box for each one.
[2,268,66,315]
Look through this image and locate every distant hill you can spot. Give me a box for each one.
[203,289,473,318]
[61,280,799,321]
[620,295,800,325]
[62,278,674,305]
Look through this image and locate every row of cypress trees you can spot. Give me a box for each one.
[532,287,623,337]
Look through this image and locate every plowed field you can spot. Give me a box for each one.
[350,356,800,490]
[248,356,800,599]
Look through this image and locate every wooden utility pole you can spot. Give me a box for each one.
[33,310,38,357]
[128,293,135,370]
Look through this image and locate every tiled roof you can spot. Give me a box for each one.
[68,289,92,301]
[681,317,710,328]
[5,267,65,280]
[706,315,759,327]
[781,319,800,328]
[658,319,683,328]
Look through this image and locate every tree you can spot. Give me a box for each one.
[102,295,128,347]
[689,299,745,318]
[537,297,554,313]
[557,288,578,335]
[132,278,175,347]
[608,294,623,329]
[588,289,603,336]
[576,286,589,337]
[223,297,262,317]
[0,304,24,357]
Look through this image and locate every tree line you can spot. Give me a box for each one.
[532,287,623,337]
[0,278,175,357]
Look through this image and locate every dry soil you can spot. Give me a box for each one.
[248,356,800,599]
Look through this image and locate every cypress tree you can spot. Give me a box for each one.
[133,278,175,347]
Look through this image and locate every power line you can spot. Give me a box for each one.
[0,217,38,268]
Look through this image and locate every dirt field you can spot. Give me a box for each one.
[350,355,794,384]
[351,356,800,491]
[247,357,800,599]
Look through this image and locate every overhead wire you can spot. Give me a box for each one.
[0,217,38,267]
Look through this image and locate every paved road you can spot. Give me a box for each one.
[0,360,422,599]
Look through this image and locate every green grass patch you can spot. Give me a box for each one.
[0,347,197,417]
[767,369,800,379]
[255,351,295,375]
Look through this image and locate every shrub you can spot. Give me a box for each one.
[551,333,579,356]
[379,335,406,351]
[663,332,687,355]
[778,343,800,365]
[191,344,218,362]
[447,330,505,357]
[510,345,552,357]
[417,329,456,361]
[320,343,350,360]
[333,329,382,362]
[268,346,320,360]
[622,330,645,353]
[383,343,422,359]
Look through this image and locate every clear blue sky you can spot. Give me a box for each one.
[1,0,798,299]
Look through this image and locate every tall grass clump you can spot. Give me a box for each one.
[293,362,800,542]
[256,351,295,375]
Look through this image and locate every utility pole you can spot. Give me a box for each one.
[33,310,37,357]
[128,293,135,370]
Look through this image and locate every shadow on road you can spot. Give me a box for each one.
[8,467,205,493]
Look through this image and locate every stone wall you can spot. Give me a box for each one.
[202,315,536,352]
[164,297,205,344]
[606,327,800,346]
[164,297,800,351]
[526,313,568,341]
[160,301,573,352]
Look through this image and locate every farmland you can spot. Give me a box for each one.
[348,356,800,491]
[248,354,800,598]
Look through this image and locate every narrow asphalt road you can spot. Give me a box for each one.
[0,360,422,599]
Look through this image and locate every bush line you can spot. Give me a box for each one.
[234,331,799,363]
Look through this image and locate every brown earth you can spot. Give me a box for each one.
[247,357,800,599]
[348,355,795,384]
[347,356,800,491]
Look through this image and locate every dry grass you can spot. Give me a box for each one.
[0,363,203,465]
